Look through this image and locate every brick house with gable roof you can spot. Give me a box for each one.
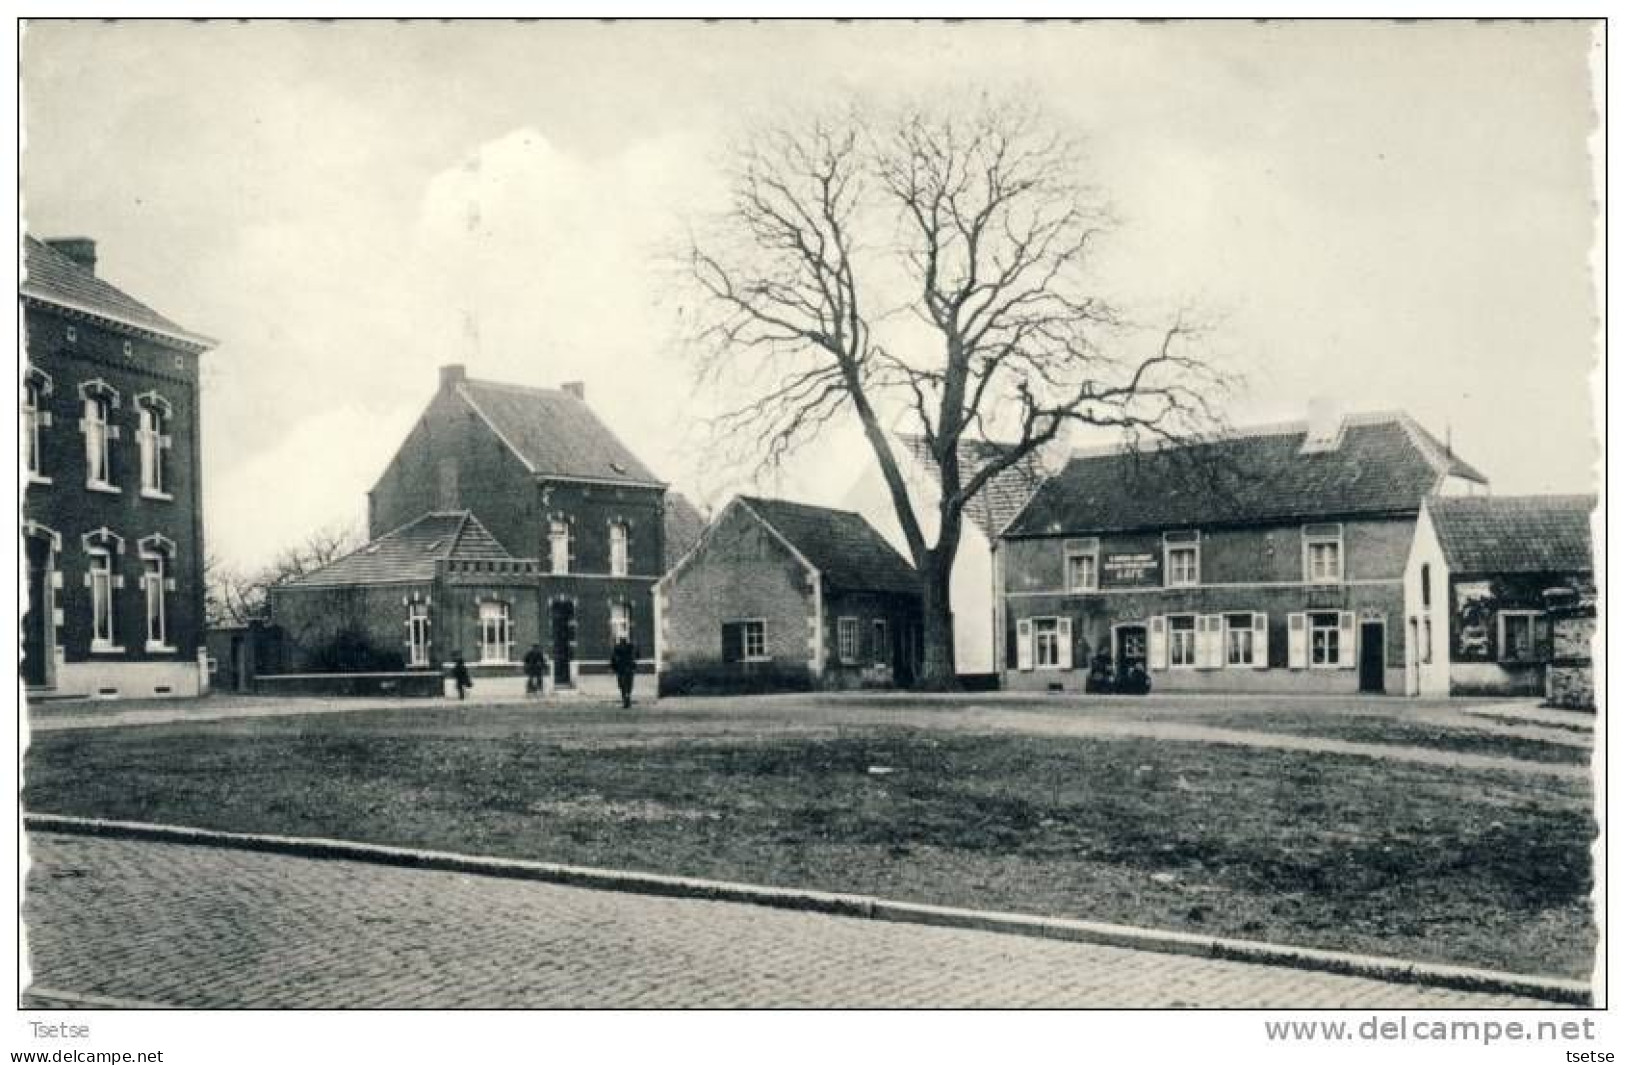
[655,496,923,691]
[21,235,216,699]
[999,410,1489,694]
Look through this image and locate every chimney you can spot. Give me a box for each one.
[1300,396,1344,454]
[45,237,97,275]
[561,381,585,402]
[439,364,467,390]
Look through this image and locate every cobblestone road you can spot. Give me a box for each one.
[22,833,1559,1009]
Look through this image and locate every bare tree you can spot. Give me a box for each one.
[684,100,1230,689]
[205,522,363,627]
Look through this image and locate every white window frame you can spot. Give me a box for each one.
[1032,617,1061,669]
[407,601,431,667]
[82,394,116,491]
[139,549,174,652]
[478,600,513,664]
[1167,614,1197,668]
[549,520,571,575]
[610,601,632,643]
[1309,611,1341,668]
[1163,533,1199,588]
[88,547,119,652]
[1223,613,1256,668]
[1064,538,1099,592]
[741,619,767,662]
[1498,610,1542,664]
[137,401,172,499]
[1303,525,1344,584]
[838,617,860,664]
[608,521,630,577]
[24,370,51,483]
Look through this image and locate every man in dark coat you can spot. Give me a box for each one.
[523,643,547,696]
[450,652,472,701]
[610,637,637,708]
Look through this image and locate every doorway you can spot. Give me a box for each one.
[24,536,51,688]
[1113,624,1147,679]
[1359,621,1386,693]
[550,600,575,687]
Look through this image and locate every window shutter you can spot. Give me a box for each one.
[1057,617,1073,670]
[38,411,52,428]
[1199,615,1222,669]
[721,622,743,664]
[1016,619,1034,671]
[113,575,125,590]
[1287,613,1307,669]
[1252,613,1269,669]
[1148,616,1167,671]
[1339,612,1357,669]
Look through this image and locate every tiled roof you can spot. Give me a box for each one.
[740,496,919,597]
[663,492,708,571]
[1428,495,1596,575]
[458,378,663,485]
[280,512,511,589]
[898,435,1050,540]
[1006,412,1487,538]
[21,236,213,348]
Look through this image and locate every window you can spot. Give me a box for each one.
[609,522,630,577]
[1420,563,1431,608]
[83,395,115,488]
[549,520,571,574]
[610,602,632,643]
[1309,611,1340,667]
[1033,618,1061,668]
[88,548,116,651]
[722,619,767,663]
[872,619,889,666]
[23,370,51,481]
[1421,617,1432,665]
[1164,533,1199,587]
[137,400,170,496]
[838,617,860,664]
[1224,613,1255,667]
[1498,611,1543,663]
[407,601,431,667]
[1304,525,1344,584]
[1168,615,1197,667]
[478,601,512,664]
[141,552,169,649]
[1064,539,1099,592]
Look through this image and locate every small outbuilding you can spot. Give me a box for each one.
[1403,494,1595,699]
[655,496,922,694]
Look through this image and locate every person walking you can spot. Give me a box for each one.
[610,636,638,708]
[450,652,473,701]
[523,643,547,697]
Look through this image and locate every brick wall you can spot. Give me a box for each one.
[821,589,922,689]
[659,504,816,674]
[268,582,434,671]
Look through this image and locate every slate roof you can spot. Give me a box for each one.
[280,512,511,588]
[21,236,213,348]
[898,435,1050,540]
[1427,495,1596,575]
[662,492,708,572]
[739,496,919,596]
[1005,412,1488,538]
[458,378,663,485]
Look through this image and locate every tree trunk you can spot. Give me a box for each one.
[916,552,958,691]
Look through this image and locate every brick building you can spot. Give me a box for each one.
[999,411,1488,694]
[270,365,673,693]
[655,496,923,692]
[22,236,216,699]
[1404,494,1595,698]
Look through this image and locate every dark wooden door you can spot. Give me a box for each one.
[550,601,575,686]
[23,538,49,688]
[1359,622,1385,693]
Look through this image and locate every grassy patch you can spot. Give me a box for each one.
[1168,715,1591,765]
[23,707,1595,978]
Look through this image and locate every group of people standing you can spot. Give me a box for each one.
[446,637,641,708]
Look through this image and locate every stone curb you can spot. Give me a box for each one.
[24,813,1593,1007]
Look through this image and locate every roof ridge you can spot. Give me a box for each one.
[462,376,569,398]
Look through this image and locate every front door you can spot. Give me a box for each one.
[23,537,50,688]
[1114,625,1147,678]
[1359,621,1386,693]
[550,600,575,686]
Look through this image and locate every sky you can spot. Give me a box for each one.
[20,19,1603,572]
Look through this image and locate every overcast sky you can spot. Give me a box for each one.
[21,19,1601,571]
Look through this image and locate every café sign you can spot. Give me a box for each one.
[1101,551,1159,587]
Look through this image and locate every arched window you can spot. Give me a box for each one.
[479,600,512,664]
[82,527,126,654]
[138,534,177,651]
[609,521,630,576]
[78,379,120,490]
[136,392,173,497]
